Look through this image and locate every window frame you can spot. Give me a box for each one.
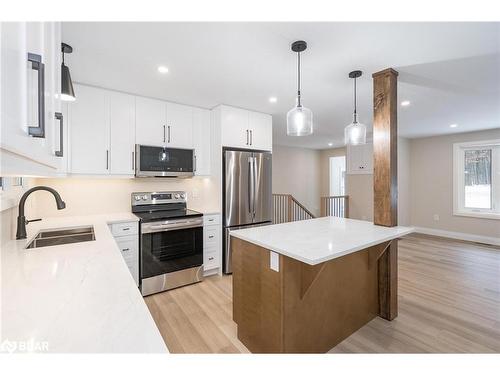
[453,139,500,220]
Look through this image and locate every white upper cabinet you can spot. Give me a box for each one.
[218,105,272,151]
[0,22,62,176]
[135,97,166,147]
[193,108,211,176]
[166,102,193,149]
[347,143,373,174]
[109,92,135,175]
[68,85,137,176]
[249,111,273,151]
[68,85,110,175]
[220,106,250,149]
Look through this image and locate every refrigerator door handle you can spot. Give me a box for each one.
[248,157,253,214]
[253,156,257,219]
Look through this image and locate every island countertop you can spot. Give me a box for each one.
[230,216,414,265]
[0,213,167,353]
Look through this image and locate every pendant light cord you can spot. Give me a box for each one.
[353,77,357,116]
[297,51,302,107]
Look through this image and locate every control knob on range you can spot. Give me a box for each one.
[180,193,186,199]
[134,196,141,201]
[174,193,180,199]
[142,195,148,200]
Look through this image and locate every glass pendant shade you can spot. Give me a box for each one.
[344,116,367,145]
[344,70,366,145]
[287,105,313,136]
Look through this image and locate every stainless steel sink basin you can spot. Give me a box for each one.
[26,226,95,249]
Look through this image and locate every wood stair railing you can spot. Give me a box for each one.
[321,195,349,218]
[272,194,315,224]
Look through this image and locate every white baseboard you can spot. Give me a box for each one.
[413,226,500,247]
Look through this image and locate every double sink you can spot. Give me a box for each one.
[26,226,95,249]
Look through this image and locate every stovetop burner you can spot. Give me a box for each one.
[131,191,203,222]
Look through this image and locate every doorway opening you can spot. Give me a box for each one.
[329,156,346,196]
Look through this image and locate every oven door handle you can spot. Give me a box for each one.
[142,220,203,233]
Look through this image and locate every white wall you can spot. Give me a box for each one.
[398,137,411,226]
[410,129,500,239]
[272,145,321,216]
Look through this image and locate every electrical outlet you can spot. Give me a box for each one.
[433,214,440,221]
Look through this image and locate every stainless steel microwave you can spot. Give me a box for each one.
[135,145,195,178]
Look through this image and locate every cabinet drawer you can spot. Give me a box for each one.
[110,221,138,237]
[203,214,220,226]
[204,227,219,247]
[115,236,138,261]
[204,248,218,269]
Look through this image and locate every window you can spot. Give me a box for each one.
[453,139,500,220]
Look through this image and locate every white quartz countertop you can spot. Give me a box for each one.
[230,217,414,265]
[0,213,168,353]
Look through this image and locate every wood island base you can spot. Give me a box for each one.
[232,237,398,353]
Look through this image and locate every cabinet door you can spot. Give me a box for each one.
[249,111,272,151]
[0,22,61,175]
[193,108,211,175]
[110,92,135,175]
[166,102,193,148]
[68,85,110,174]
[220,106,250,149]
[135,96,166,147]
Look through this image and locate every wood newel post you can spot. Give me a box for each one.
[372,68,399,321]
[287,195,292,222]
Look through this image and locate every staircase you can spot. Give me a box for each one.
[272,194,349,224]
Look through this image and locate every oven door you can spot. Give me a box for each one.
[136,144,194,177]
[141,218,203,280]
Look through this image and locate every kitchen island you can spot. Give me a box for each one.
[230,217,413,353]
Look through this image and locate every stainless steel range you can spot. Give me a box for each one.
[132,191,204,296]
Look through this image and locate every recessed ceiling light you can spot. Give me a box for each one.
[328,142,333,146]
[158,66,169,74]
[269,97,277,103]
[401,100,410,106]
[450,123,458,128]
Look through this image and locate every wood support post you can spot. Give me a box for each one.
[372,68,399,321]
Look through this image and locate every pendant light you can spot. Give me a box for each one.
[61,43,76,102]
[287,40,313,136]
[344,70,366,145]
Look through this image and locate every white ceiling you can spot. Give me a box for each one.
[62,22,500,149]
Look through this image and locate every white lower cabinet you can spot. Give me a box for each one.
[109,221,139,286]
[203,214,221,274]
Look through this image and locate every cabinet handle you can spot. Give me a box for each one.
[208,257,214,261]
[122,248,130,252]
[163,125,166,143]
[209,235,214,239]
[122,227,130,231]
[54,112,63,157]
[132,151,135,170]
[167,125,171,143]
[250,130,253,146]
[194,154,197,172]
[27,53,45,138]
[106,150,109,170]
[246,129,249,145]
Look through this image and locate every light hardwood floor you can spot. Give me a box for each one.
[144,234,500,353]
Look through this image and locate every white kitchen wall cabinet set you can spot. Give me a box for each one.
[0,22,64,176]
[67,84,211,177]
[347,143,373,174]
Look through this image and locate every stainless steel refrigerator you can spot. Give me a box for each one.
[223,149,272,274]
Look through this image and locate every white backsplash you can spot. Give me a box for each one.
[33,176,219,218]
